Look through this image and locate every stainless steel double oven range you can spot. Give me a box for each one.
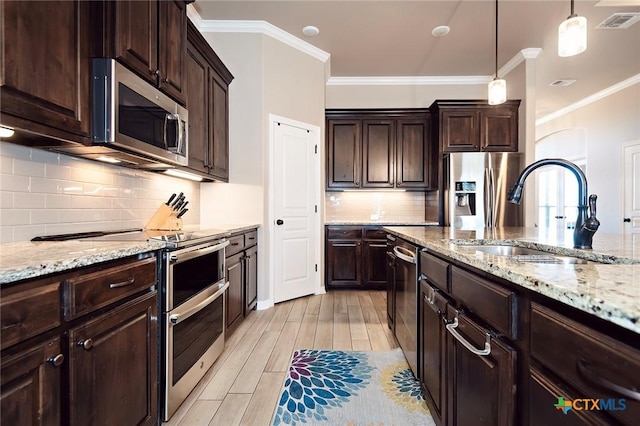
[33,228,231,422]
[157,230,229,421]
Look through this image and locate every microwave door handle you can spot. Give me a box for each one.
[176,114,184,155]
[162,113,170,150]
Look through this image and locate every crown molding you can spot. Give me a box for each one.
[499,48,543,78]
[186,3,202,29]
[536,73,640,126]
[327,75,492,86]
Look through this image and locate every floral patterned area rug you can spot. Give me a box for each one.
[272,348,436,426]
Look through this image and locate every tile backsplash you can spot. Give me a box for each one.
[325,191,428,222]
[0,142,200,243]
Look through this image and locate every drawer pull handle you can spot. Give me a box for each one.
[109,277,135,289]
[445,313,491,356]
[424,287,436,305]
[77,338,93,350]
[47,354,65,367]
[231,242,240,246]
[577,358,640,402]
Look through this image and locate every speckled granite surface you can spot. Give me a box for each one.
[384,226,640,334]
[326,221,439,226]
[0,224,260,285]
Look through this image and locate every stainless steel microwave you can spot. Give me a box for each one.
[92,58,188,167]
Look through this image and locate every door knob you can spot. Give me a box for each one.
[623,218,631,223]
[276,219,284,225]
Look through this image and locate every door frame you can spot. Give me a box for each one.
[621,140,640,235]
[263,114,323,309]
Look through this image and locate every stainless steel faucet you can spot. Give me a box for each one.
[507,158,600,249]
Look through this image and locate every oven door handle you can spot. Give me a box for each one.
[170,239,230,263]
[169,281,229,325]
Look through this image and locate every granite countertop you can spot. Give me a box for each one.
[326,221,440,226]
[0,224,260,285]
[384,226,640,334]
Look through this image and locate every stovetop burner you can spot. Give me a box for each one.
[32,227,231,249]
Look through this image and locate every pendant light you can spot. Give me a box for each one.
[488,0,506,105]
[558,0,587,57]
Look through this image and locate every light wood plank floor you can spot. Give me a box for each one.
[164,290,398,426]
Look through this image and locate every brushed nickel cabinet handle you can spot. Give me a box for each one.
[109,277,135,289]
[47,354,64,367]
[577,358,640,402]
[445,312,491,356]
[77,339,93,350]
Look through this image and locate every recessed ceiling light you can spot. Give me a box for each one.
[431,25,450,37]
[302,25,320,37]
[549,79,577,87]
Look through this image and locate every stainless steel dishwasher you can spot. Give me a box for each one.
[393,237,419,378]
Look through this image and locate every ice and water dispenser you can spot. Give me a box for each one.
[454,181,477,218]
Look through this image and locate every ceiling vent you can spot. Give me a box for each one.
[549,79,577,87]
[596,13,640,29]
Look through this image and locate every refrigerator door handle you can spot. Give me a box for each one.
[490,167,497,227]
[484,168,492,227]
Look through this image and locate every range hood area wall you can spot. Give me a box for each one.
[0,142,201,243]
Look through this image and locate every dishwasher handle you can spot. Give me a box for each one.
[393,245,417,264]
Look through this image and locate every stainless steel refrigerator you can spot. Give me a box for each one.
[444,152,523,229]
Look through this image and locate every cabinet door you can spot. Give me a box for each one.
[209,70,230,181]
[420,283,448,426]
[186,41,209,173]
[244,245,258,314]
[68,293,157,426]
[362,120,394,188]
[157,0,187,104]
[441,110,480,152]
[326,239,362,288]
[327,119,361,189]
[363,239,388,288]
[480,107,518,152]
[1,337,61,426]
[446,307,516,426]
[396,117,432,189]
[0,0,90,140]
[226,252,244,333]
[112,0,158,86]
[529,367,611,426]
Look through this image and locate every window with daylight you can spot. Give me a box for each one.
[537,159,586,232]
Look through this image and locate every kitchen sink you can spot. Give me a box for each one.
[455,244,590,264]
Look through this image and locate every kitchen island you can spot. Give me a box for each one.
[385,225,639,426]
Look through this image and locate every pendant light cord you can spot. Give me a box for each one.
[495,0,498,79]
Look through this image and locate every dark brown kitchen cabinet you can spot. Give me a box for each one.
[326,226,388,290]
[68,292,157,426]
[225,229,259,336]
[185,20,233,181]
[530,303,639,425]
[446,305,517,426]
[0,254,158,426]
[1,337,62,426]
[326,110,434,190]
[419,280,449,426]
[92,0,189,105]
[431,100,520,153]
[0,0,91,143]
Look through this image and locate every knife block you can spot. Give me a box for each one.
[145,204,183,231]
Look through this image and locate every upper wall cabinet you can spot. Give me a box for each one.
[92,0,190,105]
[326,110,433,191]
[0,0,91,144]
[186,21,234,181]
[431,100,521,153]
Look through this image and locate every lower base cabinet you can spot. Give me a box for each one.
[225,229,258,335]
[1,254,158,426]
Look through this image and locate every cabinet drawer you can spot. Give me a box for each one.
[420,251,449,292]
[244,230,258,247]
[63,257,156,321]
[363,227,386,240]
[326,226,362,239]
[531,303,639,425]
[226,235,245,257]
[1,280,61,349]
[450,266,516,339]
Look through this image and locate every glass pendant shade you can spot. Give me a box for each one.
[488,78,506,105]
[558,15,587,57]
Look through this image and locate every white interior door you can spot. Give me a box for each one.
[623,143,640,244]
[273,119,319,303]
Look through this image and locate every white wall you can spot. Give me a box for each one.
[0,142,201,243]
[199,31,327,306]
[535,83,640,233]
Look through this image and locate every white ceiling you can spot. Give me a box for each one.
[193,0,640,119]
